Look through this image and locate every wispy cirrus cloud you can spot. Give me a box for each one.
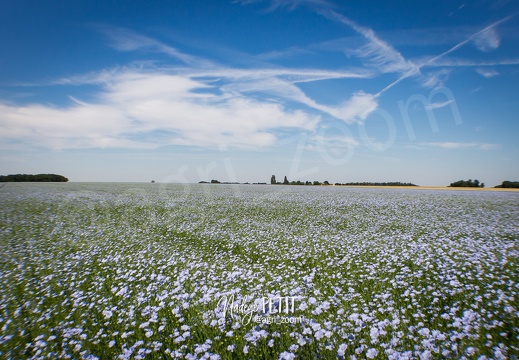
[0,71,320,150]
[236,0,334,12]
[476,68,500,78]
[425,99,455,110]
[426,57,519,68]
[6,39,371,148]
[319,10,414,75]
[422,142,501,150]
[100,25,376,124]
[420,69,452,89]
[237,0,416,121]
[375,15,515,96]
[98,25,214,68]
[472,27,501,52]
[3,2,517,154]
[0,20,382,151]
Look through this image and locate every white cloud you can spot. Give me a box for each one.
[99,26,213,68]
[476,68,499,78]
[422,142,500,150]
[328,92,378,124]
[1,18,381,152]
[426,57,519,68]
[0,71,320,150]
[320,10,415,75]
[425,100,454,110]
[421,69,451,88]
[60,25,375,126]
[236,0,334,12]
[1,16,381,152]
[375,15,514,96]
[472,27,500,52]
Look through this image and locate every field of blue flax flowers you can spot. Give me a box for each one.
[0,183,518,359]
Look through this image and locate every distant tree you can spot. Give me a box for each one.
[449,179,484,188]
[271,175,276,184]
[313,180,321,185]
[0,174,68,182]
[210,179,220,184]
[495,180,519,188]
[323,180,330,185]
[283,176,289,185]
[480,183,485,188]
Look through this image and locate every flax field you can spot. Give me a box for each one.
[1,183,518,359]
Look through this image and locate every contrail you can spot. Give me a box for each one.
[374,14,516,98]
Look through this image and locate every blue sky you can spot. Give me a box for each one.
[1,0,518,186]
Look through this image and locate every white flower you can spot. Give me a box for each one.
[108,340,116,347]
[418,328,430,337]
[103,310,113,319]
[35,340,47,348]
[289,344,299,352]
[465,347,476,356]
[338,343,347,356]
[366,348,378,358]
[279,351,296,360]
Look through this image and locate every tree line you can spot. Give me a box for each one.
[494,181,519,189]
[270,175,417,187]
[448,179,484,188]
[0,174,69,182]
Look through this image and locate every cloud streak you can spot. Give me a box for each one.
[374,14,515,97]
[425,100,454,110]
[0,71,320,150]
[1,19,382,151]
[2,4,517,153]
[319,9,415,75]
[476,68,499,78]
[95,25,377,124]
[99,26,214,68]
[422,142,501,150]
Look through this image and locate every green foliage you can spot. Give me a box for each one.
[0,174,68,182]
[495,181,519,188]
[449,179,484,188]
